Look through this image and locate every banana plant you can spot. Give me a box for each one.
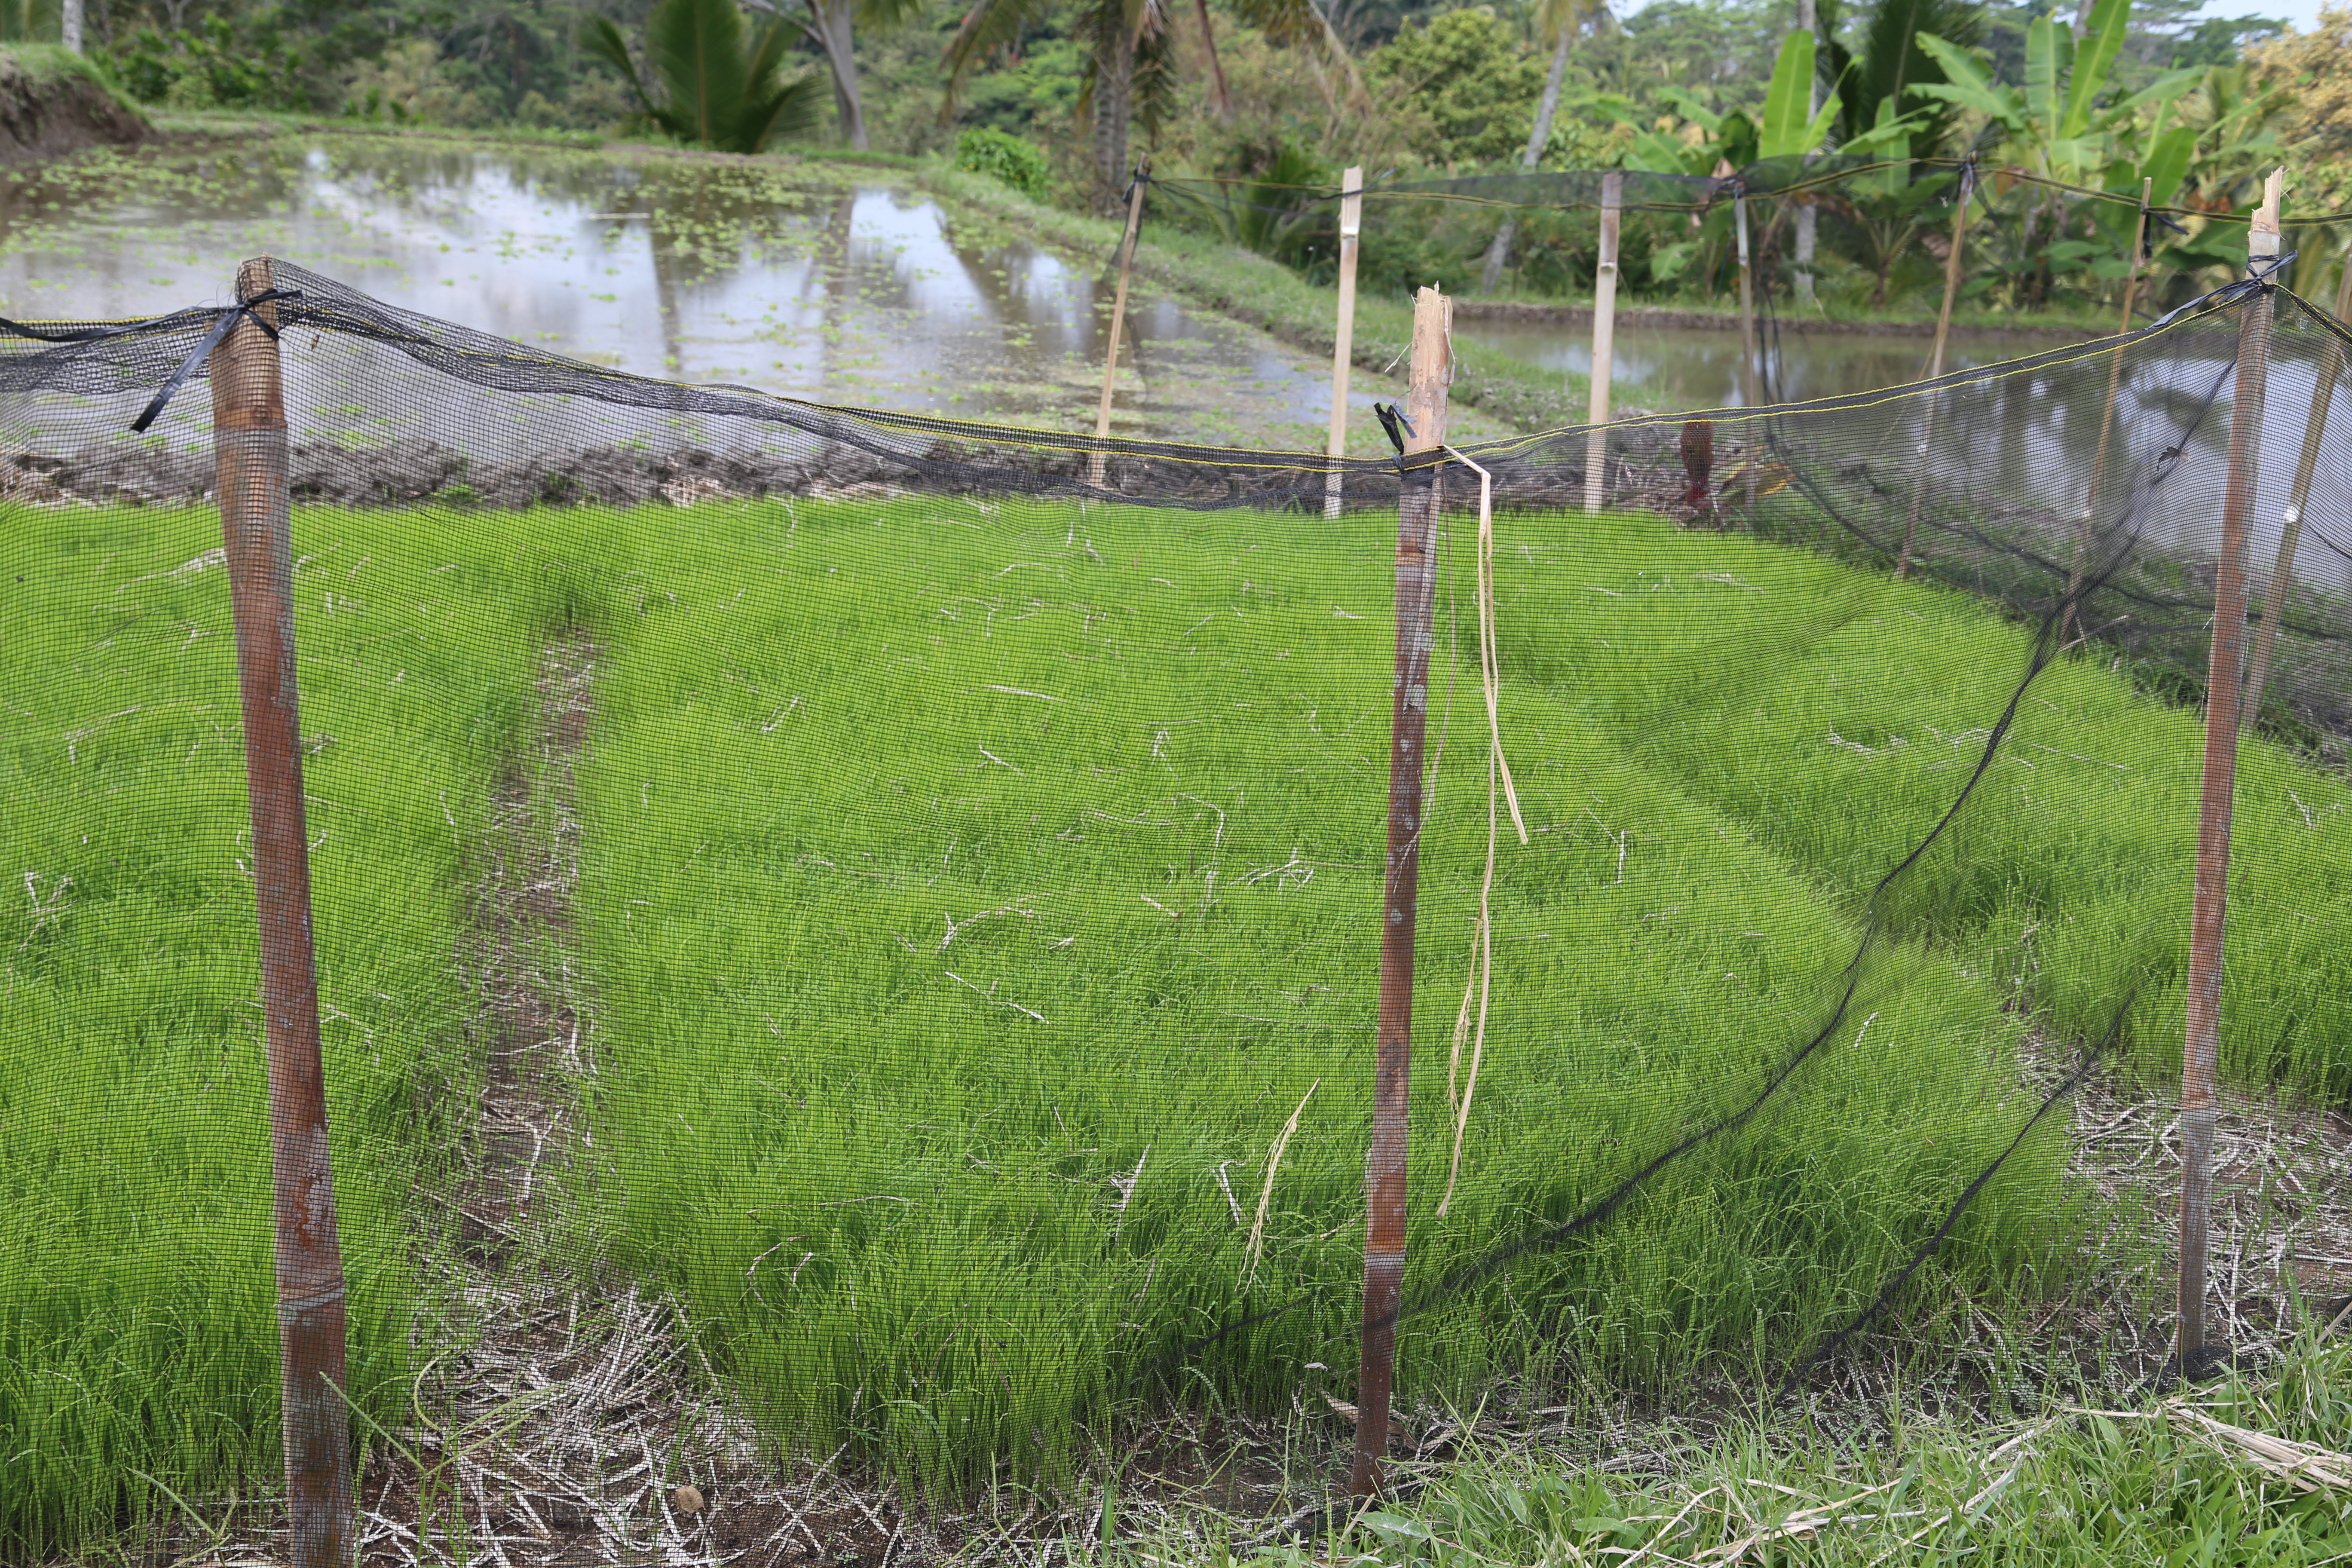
[1758,30,1841,161]
[1909,0,2204,306]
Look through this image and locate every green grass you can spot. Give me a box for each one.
[1491,518,2352,1099]
[6,490,2349,1559]
[0,504,542,1557]
[547,494,2110,1497]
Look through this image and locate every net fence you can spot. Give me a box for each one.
[3,254,2350,1565]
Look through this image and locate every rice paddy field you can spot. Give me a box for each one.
[5,489,2352,1561]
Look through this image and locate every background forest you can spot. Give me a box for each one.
[7,0,2350,315]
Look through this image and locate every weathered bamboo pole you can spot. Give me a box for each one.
[2177,169,2282,1378]
[1353,284,1451,1503]
[1583,172,1622,515]
[2242,232,2352,731]
[1326,164,1366,520]
[1733,186,1761,509]
[2064,178,2153,646]
[213,256,355,1567]
[1896,162,1975,577]
[1090,153,1150,487]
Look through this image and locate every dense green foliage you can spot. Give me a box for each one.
[42,0,2337,316]
[955,122,1054,198]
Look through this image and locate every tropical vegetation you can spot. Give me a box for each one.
[28,0,2352,312]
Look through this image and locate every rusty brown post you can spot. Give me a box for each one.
[2176,171,2281,1377]
[1353,284,1451,1502]
[1897,162,1974,578]
[214,254,356,1564]
[2064,178,2152,646]
[2242,230,2352,732]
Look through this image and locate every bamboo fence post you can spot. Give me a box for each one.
[2064,178,2152,646]
[1896,160,1975,577]
[1326,165,1365,520]
[1090,153,1150,487]
[2242,230,2352,731]
[2176,168,2282,1378]
[213,255,355,1567]
[1353,284,1451,1503]
[1584,172,1622,515]
[1733,185,1761,508]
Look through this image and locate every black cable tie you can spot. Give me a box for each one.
[129,289,303,435]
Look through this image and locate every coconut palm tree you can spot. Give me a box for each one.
[946,0,1363,216]
[585,0,825,155]
[945,0,1176,216]
[1477,0,1612,293]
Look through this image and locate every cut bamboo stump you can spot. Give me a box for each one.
[2064,178,2152,646]
[1733,187,1761,510]
[213,255,355,1567]
[1353,284,1451,1502]
[2243,224,2352,730]
[1583,172,1622,516]
[1325,165,1365,520]
[1897,163,1974,578]
[2177,168,2283,1378]
[1090,155,1149,489]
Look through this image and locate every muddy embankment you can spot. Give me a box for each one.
[0,47,145,166]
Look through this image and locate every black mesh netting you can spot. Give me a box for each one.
[3,254,2351,1564]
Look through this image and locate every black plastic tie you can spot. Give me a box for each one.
[131,288,303,434]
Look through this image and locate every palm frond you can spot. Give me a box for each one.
[941,0,1060,113]
[649,0,750,150]
[581,13,660,119]
[732,65,827,151]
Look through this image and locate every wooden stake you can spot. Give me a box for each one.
[1353,284,1451,1503]
[1326,165,1365,520]
[2064,178,2152,646]
[1733,187,1761,508]
[2243,225,2352,731]
[213,256,355,1568]
[2177,168,2282,1378]
[1896,163,1974,577]
[1090,153,1149,487]
[1583,172,1622,515]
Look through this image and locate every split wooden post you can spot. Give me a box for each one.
[1353,284,1451,1503]
[2064,178,2153,646]
[2177,168,2282,1377]
[1326,165,1366,520]
[213,256,355,1567]
[2243,229,2352,730]
[1733,185,1761,508]
[1583,172,1623,515]
[1090,153,1150,487]
[1897,160,1975,577]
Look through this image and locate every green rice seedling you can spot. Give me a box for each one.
[0,502,540,1558]
[542,494,2086,1499]
[1492,506,2352,1099]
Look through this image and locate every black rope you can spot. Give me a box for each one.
[1774,996,2136,1400]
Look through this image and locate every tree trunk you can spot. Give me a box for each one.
[1477,25,1570,293]
[815,0,868,152]
[1194,0,1232,118]
[1792,0,1819,303]
[61,0,83,51]
[1092,15,1135,218]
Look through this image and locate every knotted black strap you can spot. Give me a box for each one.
[0,288,305,433]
